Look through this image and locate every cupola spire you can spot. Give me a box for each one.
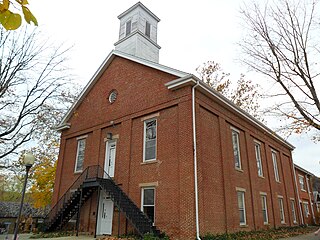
[114,2,161,63]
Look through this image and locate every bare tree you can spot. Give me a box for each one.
[0,27,74,168]
[197,60,262,120]
[240,0,320,139]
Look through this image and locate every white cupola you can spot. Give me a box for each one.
[114,2,161,63]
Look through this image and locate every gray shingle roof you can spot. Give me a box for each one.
[0,202,48,218]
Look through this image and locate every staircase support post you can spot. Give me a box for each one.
[117,191,121,237]
[76,188,83,237]
[94,187,101,238]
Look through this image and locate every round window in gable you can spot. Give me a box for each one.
[108,90,118,104]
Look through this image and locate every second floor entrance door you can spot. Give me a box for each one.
[104,140,116,178]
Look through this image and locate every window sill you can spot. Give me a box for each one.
[141,160,159,165]
[240,224,248,228]
[235,168,243,173]
[258,175,265,179]
[301,189,307,192]
[276,180,281,184]
[74,170,83,174]
[280,222,286,225]
[264,223,270,226]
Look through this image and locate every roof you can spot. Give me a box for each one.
[0,202,48,218]
[294,164,314,176]
[117,2,160,22]
[56,50,189,131]
[165,75,295,150]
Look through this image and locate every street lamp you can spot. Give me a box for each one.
[13,153,35,240]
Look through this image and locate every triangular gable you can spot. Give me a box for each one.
[56,50,189,131]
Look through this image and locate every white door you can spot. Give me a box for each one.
[97,191,114,235]
[104,140,116,178]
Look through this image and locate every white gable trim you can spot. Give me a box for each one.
[165,76,295,150]
[56,50,189,130]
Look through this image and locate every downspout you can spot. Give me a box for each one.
[192,80,201,240]
[292,164,304,225]
[306,174,316,224]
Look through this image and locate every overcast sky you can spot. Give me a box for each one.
[30,0,320,175]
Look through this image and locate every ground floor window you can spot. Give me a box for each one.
[278,197,285,223]
[303,202,310,217]
[141,187,155,223]
[261,195,268,224]
[290,199,297,223]
[237,191,246,225]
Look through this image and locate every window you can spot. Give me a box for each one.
[145,21,151,38]
[237,191,246,225]
[75,138,86,172]
[261,195,268,224]
[303,202,310,217]
[125,20,132,36]
[255,142,263,176]
[290,199,297,223]
[272,151,280,182]
[298,175,306,191]
[144,119,157,161]
[231,129,241,169]
[142,188,155,223]
[278,197,285,223]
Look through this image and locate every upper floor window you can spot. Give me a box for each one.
[231,128,241,169]
[145,21,151,38]
[141,187,155,223]
[144,119,157,161]
[298,175,306,191]
[75,138,86,172]
[125,20,132,36]
[272,151,280,182]
[255,142,263,177]
[237,190,246,225]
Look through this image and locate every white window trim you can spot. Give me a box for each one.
[231,127,242,170]
[261,194,269,224]
[298,174,306,191]
[254,141,263,177]
[272,150,280,182]
[278,196,285,224]
[74,136,87,173]
[290,198,297,224]
[143,118,157,162]
[237,190,246,226]
[141,187,156,224]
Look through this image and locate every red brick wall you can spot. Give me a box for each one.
[52,56,299,239]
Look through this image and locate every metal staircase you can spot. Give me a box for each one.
[43,165,160,237]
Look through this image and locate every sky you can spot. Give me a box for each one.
[30,0,320,175]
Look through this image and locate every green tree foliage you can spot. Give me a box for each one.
[196,60,262,120]
[0,0,37,30]
[240,0,320,140]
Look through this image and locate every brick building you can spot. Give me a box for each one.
[294,164,317,225]
[48,2,302,239]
